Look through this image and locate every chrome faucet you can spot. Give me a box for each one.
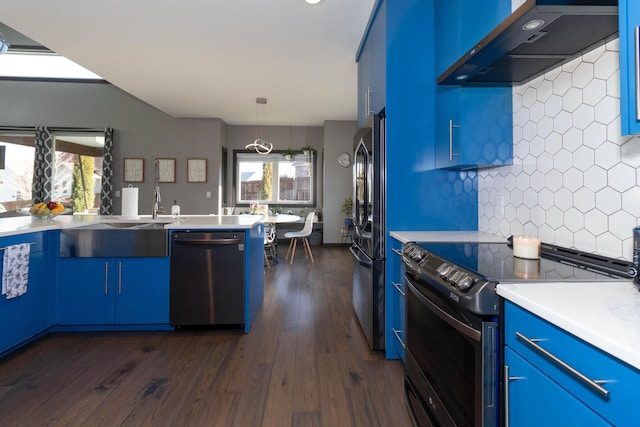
[152,160,164,219]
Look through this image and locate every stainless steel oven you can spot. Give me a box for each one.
[401,239,634,427]
[404,274,498,427]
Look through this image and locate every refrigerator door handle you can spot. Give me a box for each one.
[349,245,372,268]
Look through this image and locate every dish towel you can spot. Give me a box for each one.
[2,243,30,299]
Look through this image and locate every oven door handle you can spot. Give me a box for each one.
[407,280,481,342]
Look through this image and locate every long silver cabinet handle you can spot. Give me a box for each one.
[515,331,610,398]
[392,281,405,297]
[449,119,460,161]
[118,262,123,294]
[392,248,402,257]
[104,262,109,295]
[392,328,406,349]
[635,26,640,120]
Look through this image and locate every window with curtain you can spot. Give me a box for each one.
[52,136,104,214]
[0,136,35,213]
[235,151,316,206]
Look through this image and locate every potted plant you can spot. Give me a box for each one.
[341,197,353,227]
[282,148,298,161]
[300,145,316,156]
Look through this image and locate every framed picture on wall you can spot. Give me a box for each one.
[187,158,207,182]
[156,158,176,183]
[123,158,144,183]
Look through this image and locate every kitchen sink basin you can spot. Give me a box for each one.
[60,222,170,257]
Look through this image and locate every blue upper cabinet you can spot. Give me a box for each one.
[434,0,513,169]
[620,0,640,135]
[356,0,386,126]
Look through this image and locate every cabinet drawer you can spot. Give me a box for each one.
[0,232,46,254]
[505,302,640,426]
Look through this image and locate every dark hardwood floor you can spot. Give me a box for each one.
[0,246,412,426]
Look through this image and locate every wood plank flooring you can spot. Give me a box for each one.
[0,246,412,426]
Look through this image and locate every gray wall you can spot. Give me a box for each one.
[323,120,357,244]
[225,124,325,210]
[0,80,356,242]
[0,80,224,215]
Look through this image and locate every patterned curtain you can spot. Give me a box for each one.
[32,126,53,203]
[99,127,114,215]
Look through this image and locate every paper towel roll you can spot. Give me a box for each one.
[121,187,139,218]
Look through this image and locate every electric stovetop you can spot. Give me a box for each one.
[417,241,634,283]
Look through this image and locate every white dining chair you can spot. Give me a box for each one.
[284,211,316,264]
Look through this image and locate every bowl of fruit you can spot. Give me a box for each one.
[19,201,69,219]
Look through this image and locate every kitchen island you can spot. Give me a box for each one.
[0,214,265,358]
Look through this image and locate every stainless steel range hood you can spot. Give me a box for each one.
[437,0,618,86]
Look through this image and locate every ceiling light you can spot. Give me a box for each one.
[305,0,323,4]
[522,19,545,31]
[455,74,469,81]
[0,32,10,55]
[245,98,273,154]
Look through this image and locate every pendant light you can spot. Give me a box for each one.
[245,97,273,154]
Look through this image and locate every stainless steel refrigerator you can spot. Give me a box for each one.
[350,111,385,350]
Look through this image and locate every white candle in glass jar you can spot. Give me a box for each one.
[513,235,541,259]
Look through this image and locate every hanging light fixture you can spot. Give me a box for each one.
[245,97,273,154]
[0,32,10,55]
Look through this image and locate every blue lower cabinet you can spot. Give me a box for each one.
[505,302,640,426]
[57,257,169,326]
[387,238,405,361]
[0,232,49,354]
[505,348,609,426]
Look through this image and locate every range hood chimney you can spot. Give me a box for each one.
[437,0,618,86]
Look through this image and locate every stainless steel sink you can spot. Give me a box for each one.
[60,222,170,257]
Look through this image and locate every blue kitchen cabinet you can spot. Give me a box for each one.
[435,86,513,169]
[0,232,50,355]
[57,257,169,326]
[504,302,640,426]
[620,0,640,135]
[388,237,405,362]
[356,0,386,126]
[505,348,609,426]
[434,0,513,169]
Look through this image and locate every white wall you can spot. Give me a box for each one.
[478,38,640,260]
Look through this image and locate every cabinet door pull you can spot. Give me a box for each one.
[504,364,527,427]
[515,331,610,399]
[392,248,402,257]
[392,281,405,296]
[392,328,406,349]
[104,262,109,295]
[635,26,640,120]
[118,262,123,294]
[449,119,460,161]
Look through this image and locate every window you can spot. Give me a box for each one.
[235,151,316,206]
[52,135,105,214]
[0,137,35,213]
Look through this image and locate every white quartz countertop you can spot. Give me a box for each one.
[498,281,640,371]
[0,214,262,237]
[390,230,508,244]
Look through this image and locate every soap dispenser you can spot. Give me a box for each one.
[171,200,180,219]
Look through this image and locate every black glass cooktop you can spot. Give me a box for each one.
[417,242,633,283]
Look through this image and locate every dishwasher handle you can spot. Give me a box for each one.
[173,237,243,245]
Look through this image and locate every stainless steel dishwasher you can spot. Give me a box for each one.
[170,231,245,328]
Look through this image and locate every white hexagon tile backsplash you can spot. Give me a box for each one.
[478,37,640,261]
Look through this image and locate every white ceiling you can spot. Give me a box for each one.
[0,0,375,126]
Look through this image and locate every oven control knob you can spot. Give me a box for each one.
[436,263,452,276]
[457,275,473,291]
[448,271,462,283]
